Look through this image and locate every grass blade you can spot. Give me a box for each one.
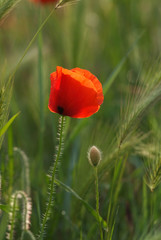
[0,204,9,213]
[103,31,144,96]
[0,0,21,21]
[0,213,8,240]
[0,112,20,138]
[55,178,108,230]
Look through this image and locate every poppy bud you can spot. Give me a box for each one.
[88,146,101,167]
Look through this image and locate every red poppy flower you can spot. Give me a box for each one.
[48,66,104,118]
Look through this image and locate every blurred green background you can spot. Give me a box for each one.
[0,0,161,239]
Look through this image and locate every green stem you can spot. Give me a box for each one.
[8,126,13,196]
[150,190,155,229]
[142,181,147,228]
[94,167,103,240]
[39,116,65,240]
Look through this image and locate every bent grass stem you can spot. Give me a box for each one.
[39,116,65,240]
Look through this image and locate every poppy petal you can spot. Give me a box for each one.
[48,66,104,118]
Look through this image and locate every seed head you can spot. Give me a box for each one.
[88,146,101,167]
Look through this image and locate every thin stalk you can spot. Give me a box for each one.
[105,157,126,240]
[150,190,155,229]
[8,126,13,196]
[106,165,117,239]
[38,7,45,168]
[94,167,103,240]
[39,116,65,240]
[142,181,147,227]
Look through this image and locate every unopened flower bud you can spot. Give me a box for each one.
[88,146,101,167]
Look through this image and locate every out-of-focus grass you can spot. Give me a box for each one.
[0,0,161,239]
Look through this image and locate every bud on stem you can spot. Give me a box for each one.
[88,146,102,167]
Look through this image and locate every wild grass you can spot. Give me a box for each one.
[143,140,161,192]
[0,0,21,22]
[0,0,161,239]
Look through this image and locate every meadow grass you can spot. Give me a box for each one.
[0,0,161,239]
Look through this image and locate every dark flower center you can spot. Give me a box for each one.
[57,106,64,115]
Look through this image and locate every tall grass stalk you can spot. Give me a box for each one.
[73,133,143,225]
[150,190,156,229]
[0,174,1,216]
[94,167,103,240]
[143,140,161,192]
[54,178,108,229]
[142,181,148,228]
[0,76,13,150]
[39,116,65,240]
[8,127,14,196]
[106,157,126,240]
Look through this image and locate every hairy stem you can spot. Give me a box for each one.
[8,193,17,240]
[39,116,65,239]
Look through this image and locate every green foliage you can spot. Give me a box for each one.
[55,178,108,230]
[0,204,9,213]
[0,112,20,139]
[0,0,21,21]
[141,228,161,240]
[103,32,145,96]
[0,77,14,149]
[118,61,161,148]
[143,140,161,192]
[0,0,161,239]
[21,230,36,240]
